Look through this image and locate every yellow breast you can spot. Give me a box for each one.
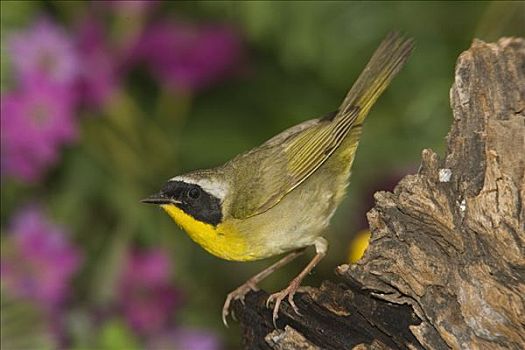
[161,204,259,261]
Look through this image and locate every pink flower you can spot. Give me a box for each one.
[1,78,77,182]
[118,248,181,335]
[8,18,79,87]
[74,17,118,108]
[0,206,83,307]
[128,20,244,92]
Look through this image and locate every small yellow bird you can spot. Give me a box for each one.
[142,32,413,327]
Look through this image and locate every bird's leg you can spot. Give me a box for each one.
[266,237,327,327]
[222,248,306,326]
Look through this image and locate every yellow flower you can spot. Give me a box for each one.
[348,229,371,263]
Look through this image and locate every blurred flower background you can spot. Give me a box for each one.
[0,1,522,349]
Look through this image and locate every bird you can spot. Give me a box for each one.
[142,32,414,327]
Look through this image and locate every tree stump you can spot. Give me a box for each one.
[231,37,525,350]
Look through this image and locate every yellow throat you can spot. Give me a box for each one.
[161,204,254,261]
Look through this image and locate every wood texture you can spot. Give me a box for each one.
[232,37,525,350]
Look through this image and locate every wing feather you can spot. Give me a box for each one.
[228,107,360,218]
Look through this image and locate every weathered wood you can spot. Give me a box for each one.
[232,37,525,349]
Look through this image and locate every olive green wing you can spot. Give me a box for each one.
[227,107,359,219]
[259,107,361,211]
[228,33,413,219]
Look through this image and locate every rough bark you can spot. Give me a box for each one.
[232,37,525,350]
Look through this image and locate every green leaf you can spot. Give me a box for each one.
[97,320,140,350]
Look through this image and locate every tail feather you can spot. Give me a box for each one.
[338,32,414,125]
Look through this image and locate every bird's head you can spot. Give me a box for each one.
[142,171,228,227]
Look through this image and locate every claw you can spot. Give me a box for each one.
[288,293,302,316]
[222,311,229,328]
[266,278,303,328]
[222,280,258,327]
[266,294,274,308]
[271,292,284,328]
[265,292,283,327]
[222,295,232,327]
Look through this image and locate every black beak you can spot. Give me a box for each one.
[141,193,175,205]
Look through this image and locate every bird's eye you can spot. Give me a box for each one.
[188,187,200,199]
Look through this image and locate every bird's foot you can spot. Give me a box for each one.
[266,277,303,328]
[222,280,259,327]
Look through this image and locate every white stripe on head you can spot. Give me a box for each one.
[169,175,228,202]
